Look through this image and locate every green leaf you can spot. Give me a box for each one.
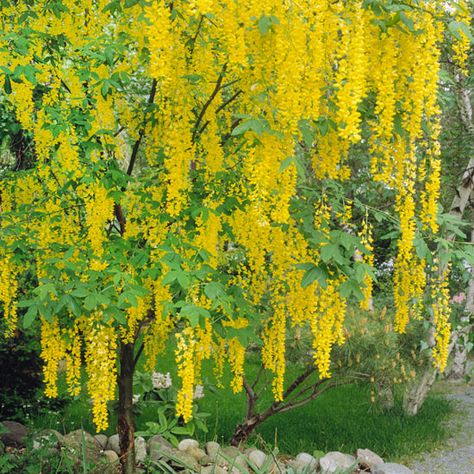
[204,281,226,300]
[71,287,90,298]
[448,20,474,43]
[279,156,294,172]
[320,243,344,265]
[23,305,38,329]
[84,293,98,311]
[4,75,12,94]
[257,15,280,35]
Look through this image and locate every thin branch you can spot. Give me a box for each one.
[192,64,227,143]
[126,79,158,177]
[189,15,204,57]
[133,342,145,368]
[198,89,243,136]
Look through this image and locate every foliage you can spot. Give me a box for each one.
[133,370,210,445]
[0,1,468,442]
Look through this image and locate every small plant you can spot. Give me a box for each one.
[133,370,210,446]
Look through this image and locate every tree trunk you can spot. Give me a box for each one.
[118,342,136,474]
[231,417,261,446]
[403,367,437,416]
[450,228,474,379]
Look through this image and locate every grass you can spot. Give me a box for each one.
[29,348,454,462]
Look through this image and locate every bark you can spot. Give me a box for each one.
[403,77,474,415]
[118,342,136,474]
[230,365,348,445]
[450,230,474,379]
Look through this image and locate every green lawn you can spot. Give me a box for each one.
[29,348,453,462]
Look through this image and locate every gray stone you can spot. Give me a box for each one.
[150,445,199,470]
[105,434,120,455]
[200,454,212,465]
[205,441,221,458]
[187,446,207,461]
[0,421,28,447]
[231,455,250,473]
[135,436,147,463]
[248,449,266,469]
[357,448,384,470]
[32,429,64,450]
[200,466,227,474]
[178,438,199,452]
[94,434,108,450]
[103,449,119,464]
[373,463,414,474]
[221,445,241,459]
[319,451,356,474]
[62,429,102,465]
[296,452,318,470]
[147,434,173,451]
[169,450,200,470]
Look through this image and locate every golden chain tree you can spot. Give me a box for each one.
[0,0,466,471]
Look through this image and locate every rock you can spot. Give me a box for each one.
[231,455,250,473]
[32,429,64,450]
[205,441,221,458]
[135,436,147,463]
[373,463,414,474]
[357,448,384,470]
[169,450,200,470]
[149,442,173,461]
[103,449,119,464]
[147,434,173,451]
[178,438,199,452]
[187,446,207,462]
[221,445,241,459]
[201,466,227,474]
[94,434,108,450]
[106,434,120,455]
[248,449,266,469]
[319,451,356,474]
[292,452,318,472]
[0,421,28,447]
[62,429,102,466]
[199,454,212,465]
[150,445,199,471]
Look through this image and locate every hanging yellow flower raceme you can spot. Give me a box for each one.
[85,321,118,432]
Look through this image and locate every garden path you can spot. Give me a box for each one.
[408,375,474,474]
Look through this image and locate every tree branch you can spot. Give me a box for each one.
[126,79,157,177]
[192,64,227,143]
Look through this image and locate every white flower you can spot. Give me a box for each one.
[193,384,204,400]
[132,394,140,404]
[151,371,172,389]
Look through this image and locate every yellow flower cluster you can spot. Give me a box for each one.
[431,266,452,373]
[79,182,115,258]
[85,322,118,432]
[0,254,18,337]
[175,326,196,423]
[40,318,66,398]
[227,337,245,394]
[359,218,374,312]
[451,1,471,75]
[311,281,347,379]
